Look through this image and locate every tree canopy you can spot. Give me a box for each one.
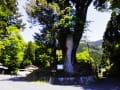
[0,0,25,72]
[25,0,120,74]
[102,12,120,76]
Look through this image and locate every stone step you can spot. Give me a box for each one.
[49,76,96,85]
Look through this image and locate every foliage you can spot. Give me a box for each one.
[76,40,103,72]
[0,0,25,71]
[25,68,50,81]
[25,0,92,60]
[34,43,54,68]
[0,0,24,30]
[92,0,120,76]
[25,0,120,76]
[77,41,89,52]
[21,41,54,69]
[1,26,25,71]
[22,59,32,67]
[23,41,37,65]
[76,51,92,62]
[102,13,120,76]
[25,0,60,69]
[77,47,101,68]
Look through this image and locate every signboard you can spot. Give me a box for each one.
[57,64,64,70]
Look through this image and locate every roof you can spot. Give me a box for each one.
[0,63,3,66]
[25,65,39,71]
[0,65,8,69]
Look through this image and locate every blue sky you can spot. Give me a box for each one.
[18,0,111,42]
[86,3,111,41]
[18,0,40,42]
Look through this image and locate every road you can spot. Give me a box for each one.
[0,75,83,90]
[0,75,120,90]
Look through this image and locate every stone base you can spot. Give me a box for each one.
[49,76,96,85]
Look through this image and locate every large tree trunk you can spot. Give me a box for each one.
[64,35,74,73]
[58,0,92,73]
[72,0,92,64]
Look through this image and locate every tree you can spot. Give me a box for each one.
[26,0,115,73]
[26,0,60,68]
[34,42,54,68]
[102,13,120,76]
[101,0,120,76]
[22,41,37,67]
[1,26,25,71]
[0,0,24,51]
[0,0,25,72]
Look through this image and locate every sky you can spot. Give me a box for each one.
[18,0,111,42]
[86,4,111,41]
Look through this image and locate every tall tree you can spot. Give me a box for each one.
[1,26,25,71]
[103,12,120,76]
[26,0,113,73]
[0,0,24,50]
[0,0,25,71]
[26,0,59,68]
[102,0,120,76]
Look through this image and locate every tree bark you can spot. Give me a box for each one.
[58,0,92,73]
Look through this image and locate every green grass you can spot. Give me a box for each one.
[35,80,49,84]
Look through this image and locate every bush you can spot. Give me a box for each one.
[25,68,51,81]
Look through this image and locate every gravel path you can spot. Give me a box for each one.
[0,75,120,90]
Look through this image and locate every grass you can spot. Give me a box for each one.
[35,80,49,84]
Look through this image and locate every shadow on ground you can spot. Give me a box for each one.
[9,77,26,82]
[0,75,25,82]
[0,75,120,90]
[51,77,120,90]
[80,78,120,90]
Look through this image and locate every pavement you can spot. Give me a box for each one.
[0,75,82,90]
[0,74,120,90]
